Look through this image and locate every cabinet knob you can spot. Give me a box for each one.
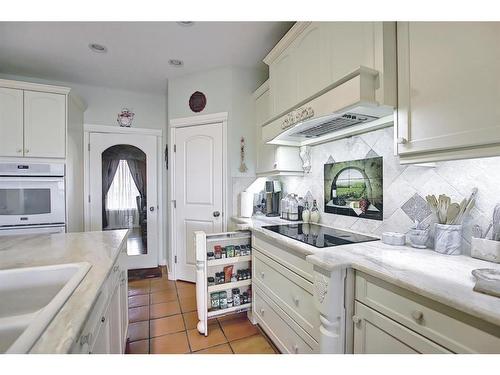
[397,137,408,145]
[101,316,106,323]
[352,315,361,325]
[411,310,424,322]
[80,332,92,346]
[16,149,22,153]
[25,148,30,153]
[113,265,119,272]
[260,308,265,315]
[260,271,265,279]
[293,296,300,306]
[293,344,299,354]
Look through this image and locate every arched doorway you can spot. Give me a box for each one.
[88,131,159,270]
[102,144,147,255]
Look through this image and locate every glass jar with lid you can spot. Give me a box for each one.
[289,194,299,221]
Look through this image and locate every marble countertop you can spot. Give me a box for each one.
[234,216,500,327]
[0,230,129,353]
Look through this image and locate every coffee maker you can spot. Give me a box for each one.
[265,180,281,217]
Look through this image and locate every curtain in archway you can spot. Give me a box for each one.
[102,158,120,228]
[127,159,146,200]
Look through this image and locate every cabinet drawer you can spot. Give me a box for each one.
[253,251,319,340]
[355,272,500,353]
[252,234,313,281]
[354,301,451,354]
[254,285,317,354]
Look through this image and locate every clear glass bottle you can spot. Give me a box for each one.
[297,196,305,221]
[310,199,320,223]
[302,201,310,223]
[281,194,289,220]
[289,194,299,221]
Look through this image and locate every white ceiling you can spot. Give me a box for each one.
[0,22,293,94]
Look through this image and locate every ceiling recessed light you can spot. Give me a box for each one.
[168,59,184,67]
[177,21,194,27]
[89,43,107,53]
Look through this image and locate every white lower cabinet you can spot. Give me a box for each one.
[251,234,319,353]
[353,302,450,354]
[71,255,128,354]
[354,272,500,354]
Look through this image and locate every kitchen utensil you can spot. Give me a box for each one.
[446,203,460,225]
[472,224,483,239]
[426,195,439,216]
[455,196,476,225]
[493,204,500,241]
[483,222,493,239]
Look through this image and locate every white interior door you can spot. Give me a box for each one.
[89,132,158,270]
[174,122,224,282]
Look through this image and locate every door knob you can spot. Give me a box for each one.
[213,211,220,217]
[397,137,408,144]
[149,206,155,212]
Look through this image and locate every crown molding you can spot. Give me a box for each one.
[262,22,312,66]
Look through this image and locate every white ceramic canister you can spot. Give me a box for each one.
[240,191,253,218]
[434,223,462,255]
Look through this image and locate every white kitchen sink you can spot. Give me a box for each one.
[0,262,91,353]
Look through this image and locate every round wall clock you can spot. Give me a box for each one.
[189,91,207,113]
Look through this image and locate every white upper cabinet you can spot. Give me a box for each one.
[0,79,69,159]
[24,91,66,158]
[293,23,331,103]
[254,81,303,177]
[264,22,396,120]
[0,88,24,157]
[396,22,500,163]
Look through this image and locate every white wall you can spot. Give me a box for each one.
[167,66,266,273]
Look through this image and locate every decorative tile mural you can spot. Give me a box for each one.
[324,157,383,221]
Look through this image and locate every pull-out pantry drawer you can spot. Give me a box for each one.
[254,285,317,354]
[355,272,500,353]
[253,250,320,341]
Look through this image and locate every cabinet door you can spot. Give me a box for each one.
[24,90,66,158]
[293,22,331,103]
[327,22,375,83]
[91,316,110,354]
[353,302,451,354]
[108,282,122,354]
[0,87,24,157]
[269,50,296,116]
[255,86,278,175]
[397,22,500,159]
[119,271,128,351]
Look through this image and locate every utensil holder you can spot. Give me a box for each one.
[471,237,500,263]
[434,224,462,255]
[407,228,430,249]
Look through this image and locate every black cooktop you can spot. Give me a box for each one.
[262,223,378,248]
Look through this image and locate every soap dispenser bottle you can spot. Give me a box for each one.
[310,200,320,223]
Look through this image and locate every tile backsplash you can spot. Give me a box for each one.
[280,126,500,255]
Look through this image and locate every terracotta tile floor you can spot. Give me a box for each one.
[125,273,279,354]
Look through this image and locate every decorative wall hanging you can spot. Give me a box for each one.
[189,91,207,113]
[117,108,135,127]
[324,156,383,221]
[239,137,248,173]
[299,146,312,173]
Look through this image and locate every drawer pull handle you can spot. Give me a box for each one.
[352,315,361,325]
[293,296,299,306]
[260,308,265,315]
[293,344,299,354]
[113,265,119,272]
[260,272,265,279]
[411,310,424,322]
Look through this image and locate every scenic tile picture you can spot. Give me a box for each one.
[324,157,383,220]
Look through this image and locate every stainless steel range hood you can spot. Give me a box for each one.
[262,67,395,147]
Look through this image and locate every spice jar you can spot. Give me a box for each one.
[207,277,215,286]
[221,248,227,259]
[211,292,220,310]
[242,292,248,304]
[232,288,240,306]
[233,245,240,257]
[226,245,234,258]
[227,289,233,308]
[219,291,228,309]
[214,245,222,259]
